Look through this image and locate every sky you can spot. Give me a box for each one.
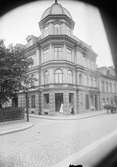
[0,0,113,67]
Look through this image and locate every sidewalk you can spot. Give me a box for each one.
[0,119,33,136]
[30,110,107,120]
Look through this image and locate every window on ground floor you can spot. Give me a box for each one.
[44,94,49,108]
[85,94,89,109]
[69,93,74,104]
[55,93,63,112]
[31,95,36,108]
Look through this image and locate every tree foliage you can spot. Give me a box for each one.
[0,40,33,108]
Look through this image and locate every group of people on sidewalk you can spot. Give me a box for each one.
[59,103,74,114]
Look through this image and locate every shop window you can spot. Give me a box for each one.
[85,94,89,109]
[55,93,63,112]
[31,95,36,108]
[69,93,74,104]
[44,94,49,107]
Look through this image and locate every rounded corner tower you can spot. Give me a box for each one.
[19,0,101,116]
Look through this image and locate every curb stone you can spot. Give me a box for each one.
[30,111,106,120]
[0,123,33,136]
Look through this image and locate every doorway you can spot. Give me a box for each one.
[55,93,63,112]
[95,95,98,110]
[85,94,89,109]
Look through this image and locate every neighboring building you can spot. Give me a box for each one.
[98,66,117,109]
[18,0,117,115]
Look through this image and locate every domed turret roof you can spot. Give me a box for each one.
[41,1,72,20]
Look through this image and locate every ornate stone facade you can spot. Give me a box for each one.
[18,1,117,115]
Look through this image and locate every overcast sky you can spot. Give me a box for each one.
[0,0,113,67]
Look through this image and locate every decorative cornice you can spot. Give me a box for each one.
[39,15,75,30]
[39,34,77,46]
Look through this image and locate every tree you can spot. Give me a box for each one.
[0,40,33,108]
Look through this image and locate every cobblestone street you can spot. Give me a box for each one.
[1,113,117,167]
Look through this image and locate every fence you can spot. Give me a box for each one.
[0,107,24,122]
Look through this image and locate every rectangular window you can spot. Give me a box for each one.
[42,48,49,63]
[31,95,36,108]
[54,24,61,34]
[44,94,49,104]
[66,48,72,62]
[85,94,89,109]
[54,46,63,60]
[44,94,49,108]
[28,56,34,68]
[69,93,74,104]
[66,26,71,36]
[45,26,49,36]
[55,93,63,112]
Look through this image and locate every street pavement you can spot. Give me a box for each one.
[0,112,117,167]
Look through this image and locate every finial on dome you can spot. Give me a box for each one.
[55,0,58,4]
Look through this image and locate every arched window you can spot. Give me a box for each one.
[67,70,73,83]
[54,24,61,34]
[79,73,82,85]
[55,69,63,83]
[44,70,49,84]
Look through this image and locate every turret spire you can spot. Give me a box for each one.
[55,0,58,4]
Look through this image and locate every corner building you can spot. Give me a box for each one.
[18,1,105,115]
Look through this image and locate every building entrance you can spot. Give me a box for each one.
[95,95,98,110]
[85,94,89,109]
[55,93,63,112]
